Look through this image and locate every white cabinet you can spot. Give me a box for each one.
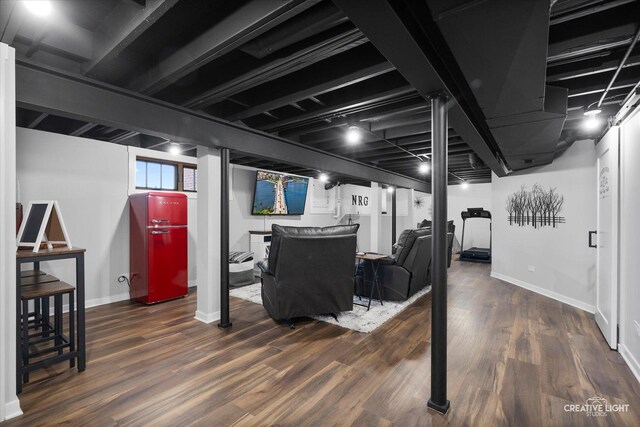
[249,231,271,274]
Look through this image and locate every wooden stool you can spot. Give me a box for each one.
[20,273,58,335]
[20,281,76,385]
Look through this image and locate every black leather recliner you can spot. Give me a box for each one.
[356,229,453,301]
[258,224,359,321]
[418,219,456,267]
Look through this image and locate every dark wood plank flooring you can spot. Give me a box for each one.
[3,258,640,426]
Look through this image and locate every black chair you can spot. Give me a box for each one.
[357,230,454,301]
[418,219,456,267]
[258,224,359,323]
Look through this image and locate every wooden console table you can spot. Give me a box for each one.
[16,247,86,394]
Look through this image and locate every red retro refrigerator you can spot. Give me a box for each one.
[129,192,188,304]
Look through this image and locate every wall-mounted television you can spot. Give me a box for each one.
[252,170,309,215]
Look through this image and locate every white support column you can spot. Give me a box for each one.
[0,42,21,421]
[370,182,380,252]
[195,146,221,324]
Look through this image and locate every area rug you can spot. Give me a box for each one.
[230,283,431,333]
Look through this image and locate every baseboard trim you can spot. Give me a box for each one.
[619,344,640,384]
[188,280,197,288]
[46,292,131,315]
[490,271,595,314]
[4,398,23,420]
[194,310,220,324]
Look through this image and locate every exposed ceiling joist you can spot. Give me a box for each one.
[333,0,508,178]
[550,0,636,25]
[547,54,640,82]
[227,61,395,122]
[0,1,24,45]
[27,112,48,129]
[183,26,366,109]
[129,0,317,95]
[259,85,415,132]
[547,23,638,63]
[16,60,431,192]
[84,0,180,77]
[15,17,93,61]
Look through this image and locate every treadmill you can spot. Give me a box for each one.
[459,208,492,263]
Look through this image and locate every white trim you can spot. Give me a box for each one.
[0,42,19,421]
[47,292,131,315]
[594,129,620,349]
[127,146,198,199]
[85,293,131,309]
[4,399,22,420]
[189,280,197,288]
[490,271,595,313]
[194,310,220,324]
[619,344,640,384]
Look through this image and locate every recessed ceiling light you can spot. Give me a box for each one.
[318,173,328,183]
[461,181,469,189]
[387,186,395,193]
[169,143,181,155]
[345,126,362,144]
[418,162,430,174]
[584,116,600,131]
[23,0,52,17]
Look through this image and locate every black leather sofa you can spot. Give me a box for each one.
[418,219,456,267]
[258,224,359,321]
[356,228,453,301]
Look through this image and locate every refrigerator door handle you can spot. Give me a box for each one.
[151,230,170,235]
[151,219,170,224]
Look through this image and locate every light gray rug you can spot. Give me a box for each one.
[230,283,431,333]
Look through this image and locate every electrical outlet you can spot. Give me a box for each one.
[528,265,535,272]
[634,321,640,338]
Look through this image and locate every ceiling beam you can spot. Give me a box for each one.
[227,61,394,121]
[129,0,319,95]
[279,98,427,138]
[550,0,636,25]
[183,26,366,109]
[547,54,640,82]
[16,60,431,192]
[27,112,48,129]
[333,0,507,177]
[84,0,179,77]
[69,122,98,137]
[568,77,639,98]
[548,23,638,64]
[259,85,415,132]
[0,1,24,44]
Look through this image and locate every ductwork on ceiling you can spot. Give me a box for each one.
[469,152,485,170]
[427,0,568,171]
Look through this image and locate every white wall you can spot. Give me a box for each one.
[619,107,640,382]
[399,184,493,250]
[449,183,492,249]
[229,166,340,252]
[491,140,597,312]
[16,128,198,307]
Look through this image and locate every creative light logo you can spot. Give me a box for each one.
[564,396,629,417]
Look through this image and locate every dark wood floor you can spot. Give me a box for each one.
[4,258,640,426]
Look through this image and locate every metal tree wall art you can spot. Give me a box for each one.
[505,184,565,228]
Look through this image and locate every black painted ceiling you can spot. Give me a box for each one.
[5,0,640,186]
